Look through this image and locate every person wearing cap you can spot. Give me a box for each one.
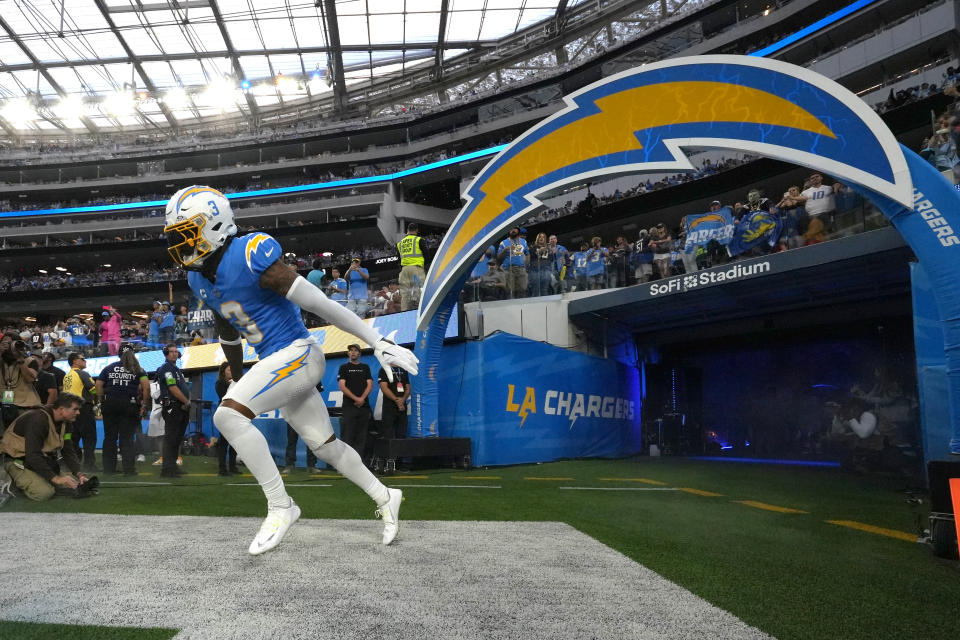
[96,345,149,476]
[62,352,99,472]
[396,222,425,311]
[478,259,507,301]
[156,344,190,478]
[337,344,373,465]
[345,257,370,319]
[99,306,122,356]
[148,301,162,347]
[157,302,175,344]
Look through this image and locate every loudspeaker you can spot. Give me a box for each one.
[927,460,960,513]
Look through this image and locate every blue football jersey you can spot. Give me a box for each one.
[188,233,309,359]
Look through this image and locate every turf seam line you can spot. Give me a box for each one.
[597,477,667,485]
[392,484,502,489]
[825,520,918,542]
[559,487,680,491]
[735,500,807,514]
[679,488,724,497]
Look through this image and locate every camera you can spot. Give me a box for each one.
[1,340,29,365]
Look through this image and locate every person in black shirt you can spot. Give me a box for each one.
[97,346,149,476]
[337,344,373,464]
[41,353,65,391]
[0,393,94,501]
[156,344,190,478]
[377,365,410,440]
[33,363,57,405]
[215,362,239,477]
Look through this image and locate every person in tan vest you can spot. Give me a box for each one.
[1,331,42,428]
[0,393,94,501]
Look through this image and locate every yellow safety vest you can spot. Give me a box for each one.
[397,234,424,267]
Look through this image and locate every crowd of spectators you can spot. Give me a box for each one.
[917,74,960,180]
[0,166,885,356]
[462,171,873,303]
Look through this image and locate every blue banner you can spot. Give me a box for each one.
[433,334,643,465]
[729,210,783,256]
[683,207,736,253]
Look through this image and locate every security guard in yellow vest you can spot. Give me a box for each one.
[396,222,425,311]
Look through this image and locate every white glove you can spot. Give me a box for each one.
[374,330,419,382]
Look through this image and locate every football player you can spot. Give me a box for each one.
[163,186,419,555]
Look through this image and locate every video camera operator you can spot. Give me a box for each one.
[0,392,98,501]
[1,331,43,429]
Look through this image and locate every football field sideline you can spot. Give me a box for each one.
[0,512,772,640]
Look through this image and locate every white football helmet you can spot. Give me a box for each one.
[163,186,237,269]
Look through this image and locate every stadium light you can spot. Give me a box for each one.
[37,269,47,274]
[276,75,300,97]
[200,78,240,111]
[240,79,251,90]
[102,263,112,267]
[307,72,325,94]
[103,90,134,116]
[1,99,36,125]
[55,266,67,272]
[162,87,189,110]
[252,83,274,97]
[53,94,85,120]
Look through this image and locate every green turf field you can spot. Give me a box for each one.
[3,456,957,639]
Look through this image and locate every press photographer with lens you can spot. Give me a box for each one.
[0,393,98,501]
[1,331,43,429]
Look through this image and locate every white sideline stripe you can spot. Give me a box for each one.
[392,484,502,489]
[559,486,680,491]
[99,481,172,485]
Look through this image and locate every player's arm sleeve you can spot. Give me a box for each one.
[282,274,383,348]
[212,310,245,382]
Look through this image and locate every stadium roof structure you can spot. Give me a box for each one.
[0,0,713,138]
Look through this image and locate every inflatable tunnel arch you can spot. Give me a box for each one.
[411,55,960,458]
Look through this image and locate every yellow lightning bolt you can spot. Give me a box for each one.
[434,81,835,281]
[254,347,311,398]
[245,233,272,269]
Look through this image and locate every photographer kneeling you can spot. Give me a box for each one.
[0,393,98,501]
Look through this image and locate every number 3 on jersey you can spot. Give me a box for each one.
[220,301,263,344]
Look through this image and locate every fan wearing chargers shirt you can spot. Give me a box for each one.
[162,185,419,555]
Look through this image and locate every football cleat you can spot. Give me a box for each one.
[249,500,301,556]
[376,488,403,545]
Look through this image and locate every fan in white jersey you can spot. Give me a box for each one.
[163,185,419,555]
[800,173,835,219]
